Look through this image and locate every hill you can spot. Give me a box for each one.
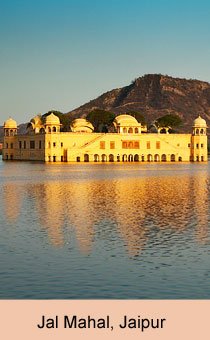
[67,74,210,132]
[1,74,210,141]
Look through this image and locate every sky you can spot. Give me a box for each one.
[0,0,210,123]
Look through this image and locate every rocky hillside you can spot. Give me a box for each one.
[67,74,210,132]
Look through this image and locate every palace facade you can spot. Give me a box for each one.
[2,113,208,163]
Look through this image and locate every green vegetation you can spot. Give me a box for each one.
[40,110,183,134]
[86,109,115,132]
[125,111,146,125]
[156,114,182,128]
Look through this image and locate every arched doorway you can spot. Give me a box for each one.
[161,154,167,162]
[154,154,159,162]
[101,154,107,162]
[122,154,127,162]
[84,154,89,162]
[128,154,133,162]
[171,154,175,162]
[147,154,153,162]
[94,154,99,162]
[109,154,114,162]
[178,156,182,162]
[134,154,139,162]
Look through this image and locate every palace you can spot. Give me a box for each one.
[2,113,208,163]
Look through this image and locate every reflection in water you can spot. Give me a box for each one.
[1,162,210,299]
[193,175,209,244]
[33,183,65,247]
[2,184,23,222]
[2,169,209,254]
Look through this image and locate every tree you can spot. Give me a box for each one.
[156,114,182,128]
[125,111,146,125]
[86,109,115,132]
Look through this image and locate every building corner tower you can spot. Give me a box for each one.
[191,116,208,162]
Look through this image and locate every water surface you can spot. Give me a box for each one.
[0,158,209,299]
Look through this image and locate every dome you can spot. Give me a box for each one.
[4,117,17,129]
[70,118,94,132]
[30,115,42,126]
[27,114,45,134]
[45,113,61,125]
[114,114,139,126]
[193,116,207,127]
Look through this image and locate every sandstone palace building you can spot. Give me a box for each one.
[2,113,208,163]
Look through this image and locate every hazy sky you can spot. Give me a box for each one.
[0,0,210,123]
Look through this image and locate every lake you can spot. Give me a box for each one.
[0,157,209,299]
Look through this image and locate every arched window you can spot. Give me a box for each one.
[196,128,199,135]
[48,127,51,133]
[128,128,133,134]
[200,129,204,134]
[52,126,57,132]
[123,127,127,133]
[178,156,182,162]
[134,128,139,134]
[134,154,139,162]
